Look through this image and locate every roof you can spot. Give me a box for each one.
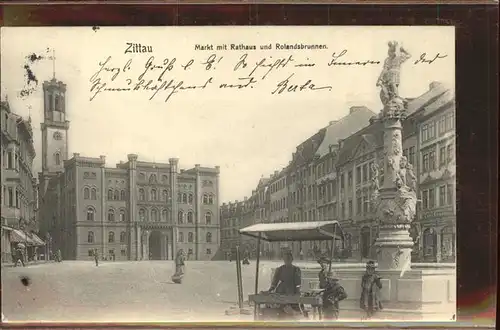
[336,120,385,166]
[290,129,326,169]
[239,221,343,242]
[315,106,376,159]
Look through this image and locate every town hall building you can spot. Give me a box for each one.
[38,77,220,261]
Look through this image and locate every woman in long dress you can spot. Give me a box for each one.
[172,249,186,284]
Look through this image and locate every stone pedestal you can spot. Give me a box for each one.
[376,223,414,270]
[272,263,456,321]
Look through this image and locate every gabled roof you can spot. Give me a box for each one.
[290,128,326,169]
[336,121,384,166]
[315,106,376,159]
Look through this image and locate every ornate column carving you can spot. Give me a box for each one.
[372,41,417,271]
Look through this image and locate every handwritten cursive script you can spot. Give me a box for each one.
[414,52,448,65]
[87,47,437,104]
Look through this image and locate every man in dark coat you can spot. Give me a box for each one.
[322,272,348,320]
[360,261,383,319]
[269,250,301,294]
[317,256,329,289]
[268,250,302,319]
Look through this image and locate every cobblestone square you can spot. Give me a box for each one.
[2,260,288,322]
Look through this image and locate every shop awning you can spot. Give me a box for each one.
[9,229,35,245]
[30,233,46,246]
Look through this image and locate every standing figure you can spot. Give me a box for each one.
[14,245,25,267]
[317,257,329,289]
[172,249,186,284]
[360,261,383,319]
[57,249,62,263]
[376,41,411,104]
[268,250,303,319]
[322,272,348,320]
[94,249,99,267]
[405,162,417,191]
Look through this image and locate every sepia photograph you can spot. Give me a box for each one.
[1,25,456,323]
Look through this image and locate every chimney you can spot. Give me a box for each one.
[99,155,106,162]
[369,116,378,125]
[73,153,80,158]
[195,164,200,168]
[235,200,239,203]
[119,161,124,164]
[429,81,442,90]
[274,170,279,176]
[338,139,344,148]
[329,120,338,125]
[244,196,248,201]
[180,169,185,173]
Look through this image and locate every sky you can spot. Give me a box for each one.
[0,26,454,202]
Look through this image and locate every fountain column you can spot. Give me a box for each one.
[373,40,417,271]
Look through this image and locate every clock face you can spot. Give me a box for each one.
[53,131,62,140]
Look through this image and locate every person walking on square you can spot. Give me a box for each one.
[322,271,347,320]
[14,245,25,267]
[360,261,383,319]
[93,249,99,267]
[172,249,186,284]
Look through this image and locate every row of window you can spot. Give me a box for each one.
[86,207,127,222]
[270,197,287,212]
[269,177,286,194]
[421,184,454,209]
[138,173,169,184]
[421,112,455,143]
[139,188,169,202]
[87,231,213,243]
[108,189,127,201]
[85,206,214,224]
[422,144,454,173]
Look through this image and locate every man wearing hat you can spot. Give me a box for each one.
[360,261,383,319]
[317,256,330,289]
[322,271,347,320]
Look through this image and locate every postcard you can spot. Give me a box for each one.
[1,25,455,323]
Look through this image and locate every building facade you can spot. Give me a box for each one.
[37,77,221,261]
[220,200,244,259]
[1,98,40,263]
[228,82,456,263]
[268,169,288,258]
[414,85,456,262]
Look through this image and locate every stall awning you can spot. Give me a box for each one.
[239,221,344,242]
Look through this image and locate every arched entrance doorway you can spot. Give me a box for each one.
[149,231,162,260]
[360,226,371,259]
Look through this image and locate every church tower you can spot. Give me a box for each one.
[39,76,70,194]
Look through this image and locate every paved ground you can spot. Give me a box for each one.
[2,260,315,322]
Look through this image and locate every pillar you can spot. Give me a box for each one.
[143,231,149,260]
[161,232,169,260]
[100,156,106,257]
[169,158,179,259]
[374,115,416,271]
[127,154,138,260]
[195,164,201,261]
[436,227,442,262]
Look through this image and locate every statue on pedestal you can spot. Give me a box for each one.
[373,41,417,272]
[376,41,411,112]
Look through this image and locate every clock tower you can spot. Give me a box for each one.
[39,77,70,194]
